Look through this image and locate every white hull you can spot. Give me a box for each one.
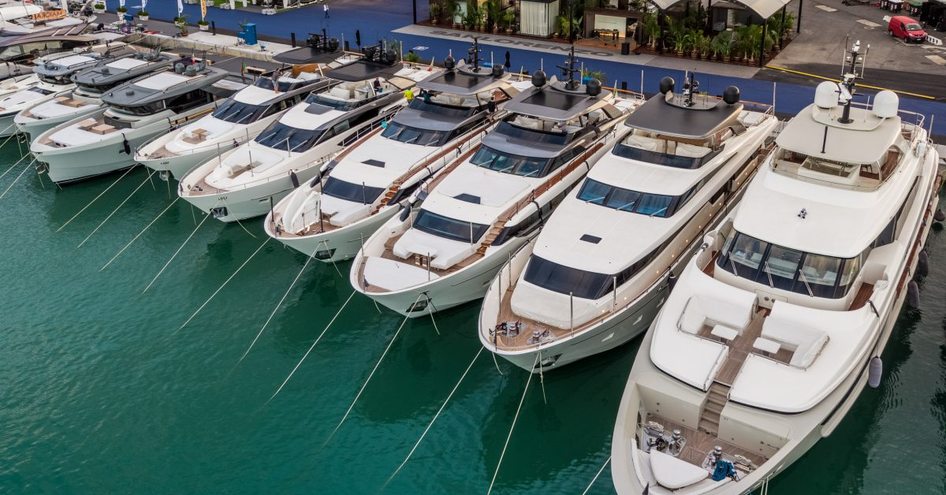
[33,105,213,184]
[265,203,400,262]
[180,170,318,223]
[137,140,240,180]
[15,101,100,142]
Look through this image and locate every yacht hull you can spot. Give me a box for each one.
[354,234,532,318]
[180,167,321,222]
[265,203,401,262]
[137,141,240,181]
[15,104,100,142]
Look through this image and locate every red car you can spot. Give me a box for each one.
[888,16,927,43]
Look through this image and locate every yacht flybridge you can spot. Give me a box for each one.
[479,74,779,372]
[137,33,358,180]
[136,66,330,180]
[178,47,435,223]
[611,41,942,495]
[32,58,242,184]
[15,48,173,139]
[265,45,529,263]
[0,43,127,136]
[350,48,643,318]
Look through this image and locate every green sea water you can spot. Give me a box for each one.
[0,143,944,494]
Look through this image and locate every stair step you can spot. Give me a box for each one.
[705,401,724,415]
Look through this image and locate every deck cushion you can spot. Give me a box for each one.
[650,450,708,489]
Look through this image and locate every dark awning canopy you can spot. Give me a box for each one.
[651,0,791,18]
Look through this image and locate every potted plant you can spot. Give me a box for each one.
[198,19,209,31]
[92,2,106,14]
[404,51,421,63]
[174,15,188,36]
[137,9,149,20]
[502,10,515,34]
[485,0,501,33]
[710,30,732,62]
[116,4,127,20]
[429,1,442,25]
[462,4,478,30]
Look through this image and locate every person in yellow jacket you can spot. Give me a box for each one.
[403,88,414,101]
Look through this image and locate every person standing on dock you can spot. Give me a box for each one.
[323,3,329,18]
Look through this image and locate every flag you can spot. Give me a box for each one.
[199,0,206,20]
[176,0,183,16]
[141,0,147,9]
[119,0,125,8]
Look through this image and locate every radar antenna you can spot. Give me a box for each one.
[557,45,581,91]
[468,37,481,72]
[838,38,869,124]
[682,71,700,107]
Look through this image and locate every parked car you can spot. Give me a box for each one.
[888,15,927,43]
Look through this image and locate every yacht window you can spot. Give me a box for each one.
[305,92,361,111]
[408,98,477,118]
[470,145,550,177]
[717,231,864,299]
[255,123,324,151]
[212,99,269,124]
[523,255,612,300]
[495,121,569,146]
[576,178,684,217]
[111,101,165,115]
[322,176,384,204]
[548,146,585,174]
[254,77,304,92]
[612,139,719,169]
[165,90,211,114]
[381,121,448,146]
[413,209,487,243]
[28,86,55,96]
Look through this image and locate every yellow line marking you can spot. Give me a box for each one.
[766,64,937,100]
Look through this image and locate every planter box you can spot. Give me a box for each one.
[198,23,209,30]
[139,14,149,20]
[261,7,277,14]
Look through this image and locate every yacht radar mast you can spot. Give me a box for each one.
[468,37,481,72]
[557,45,581,91]
[838,39,869,124]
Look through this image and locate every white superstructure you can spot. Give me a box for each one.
[611,43,942,495]
[480,75,780,372]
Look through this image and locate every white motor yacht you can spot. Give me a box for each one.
[479,74,780,372]
[136,67,329,180]
[0,43,127,136]
[350,49,643,318]
[611,42,942,495]
[15,48,173,140]
[178,53,435,223]
[32,58,243,184]
[265,50,528,263]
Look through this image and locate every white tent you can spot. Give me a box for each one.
[649,0,792,18]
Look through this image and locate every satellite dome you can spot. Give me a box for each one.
[531,69,546,88]
[659,76,674,95]
[872,90,899,119]
[814,81,838,109]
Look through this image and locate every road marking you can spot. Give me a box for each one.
[926,54,946,65]
[816,4,838,12]
[765,64,937,100]
[857,19,880,28]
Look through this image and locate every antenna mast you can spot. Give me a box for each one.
[838,39,868,124]
[557,45,580,91]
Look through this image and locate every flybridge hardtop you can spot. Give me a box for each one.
[72,50,175,91]
[624,81,744,140]
[102,62,231,108]
[271,32,345,65]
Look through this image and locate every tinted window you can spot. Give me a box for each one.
[612,142,720,169]
[495,121,568,146]
[407,98,477,118]
[576,178,683,217]
[413,209,487,243]
[305,92,358,111]
[470,145,550,177]
[254,77,306,92]
[255,123,324,151]
[381,121,448,146]
[322,176,384,204]
[523,255,612,300]
[212,99,269,124]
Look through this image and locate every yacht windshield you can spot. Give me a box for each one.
[407,98,477,118]
[470,145,549,177]
[255,123,324,152]
[577,178,686,217]
[28,86,55,96]
[523,255,612,299]
[612,141,718,169]
[717,231,864,299]
[304,92,358,111]
[495,121,569,146]
[413,209,488,243]
[254,77,305,92]
[322,176,384,204]
[212,99,268,124]
[381,121,448,146]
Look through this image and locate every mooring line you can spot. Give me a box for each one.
[324,293,425,445]
[178,237,270,331]
[143,212,209,293]
[77,170,155,248]
[56,165,138,232]
[269,290,357,401]
[580,456,612,495]
[384,347,484,487]
[235,216,257,238]
[0,159,34,200]
[101,197,181,271]
[239,246,318,363]
[486,355,538,495]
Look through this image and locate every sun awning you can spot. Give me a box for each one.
[650,0,791,18]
